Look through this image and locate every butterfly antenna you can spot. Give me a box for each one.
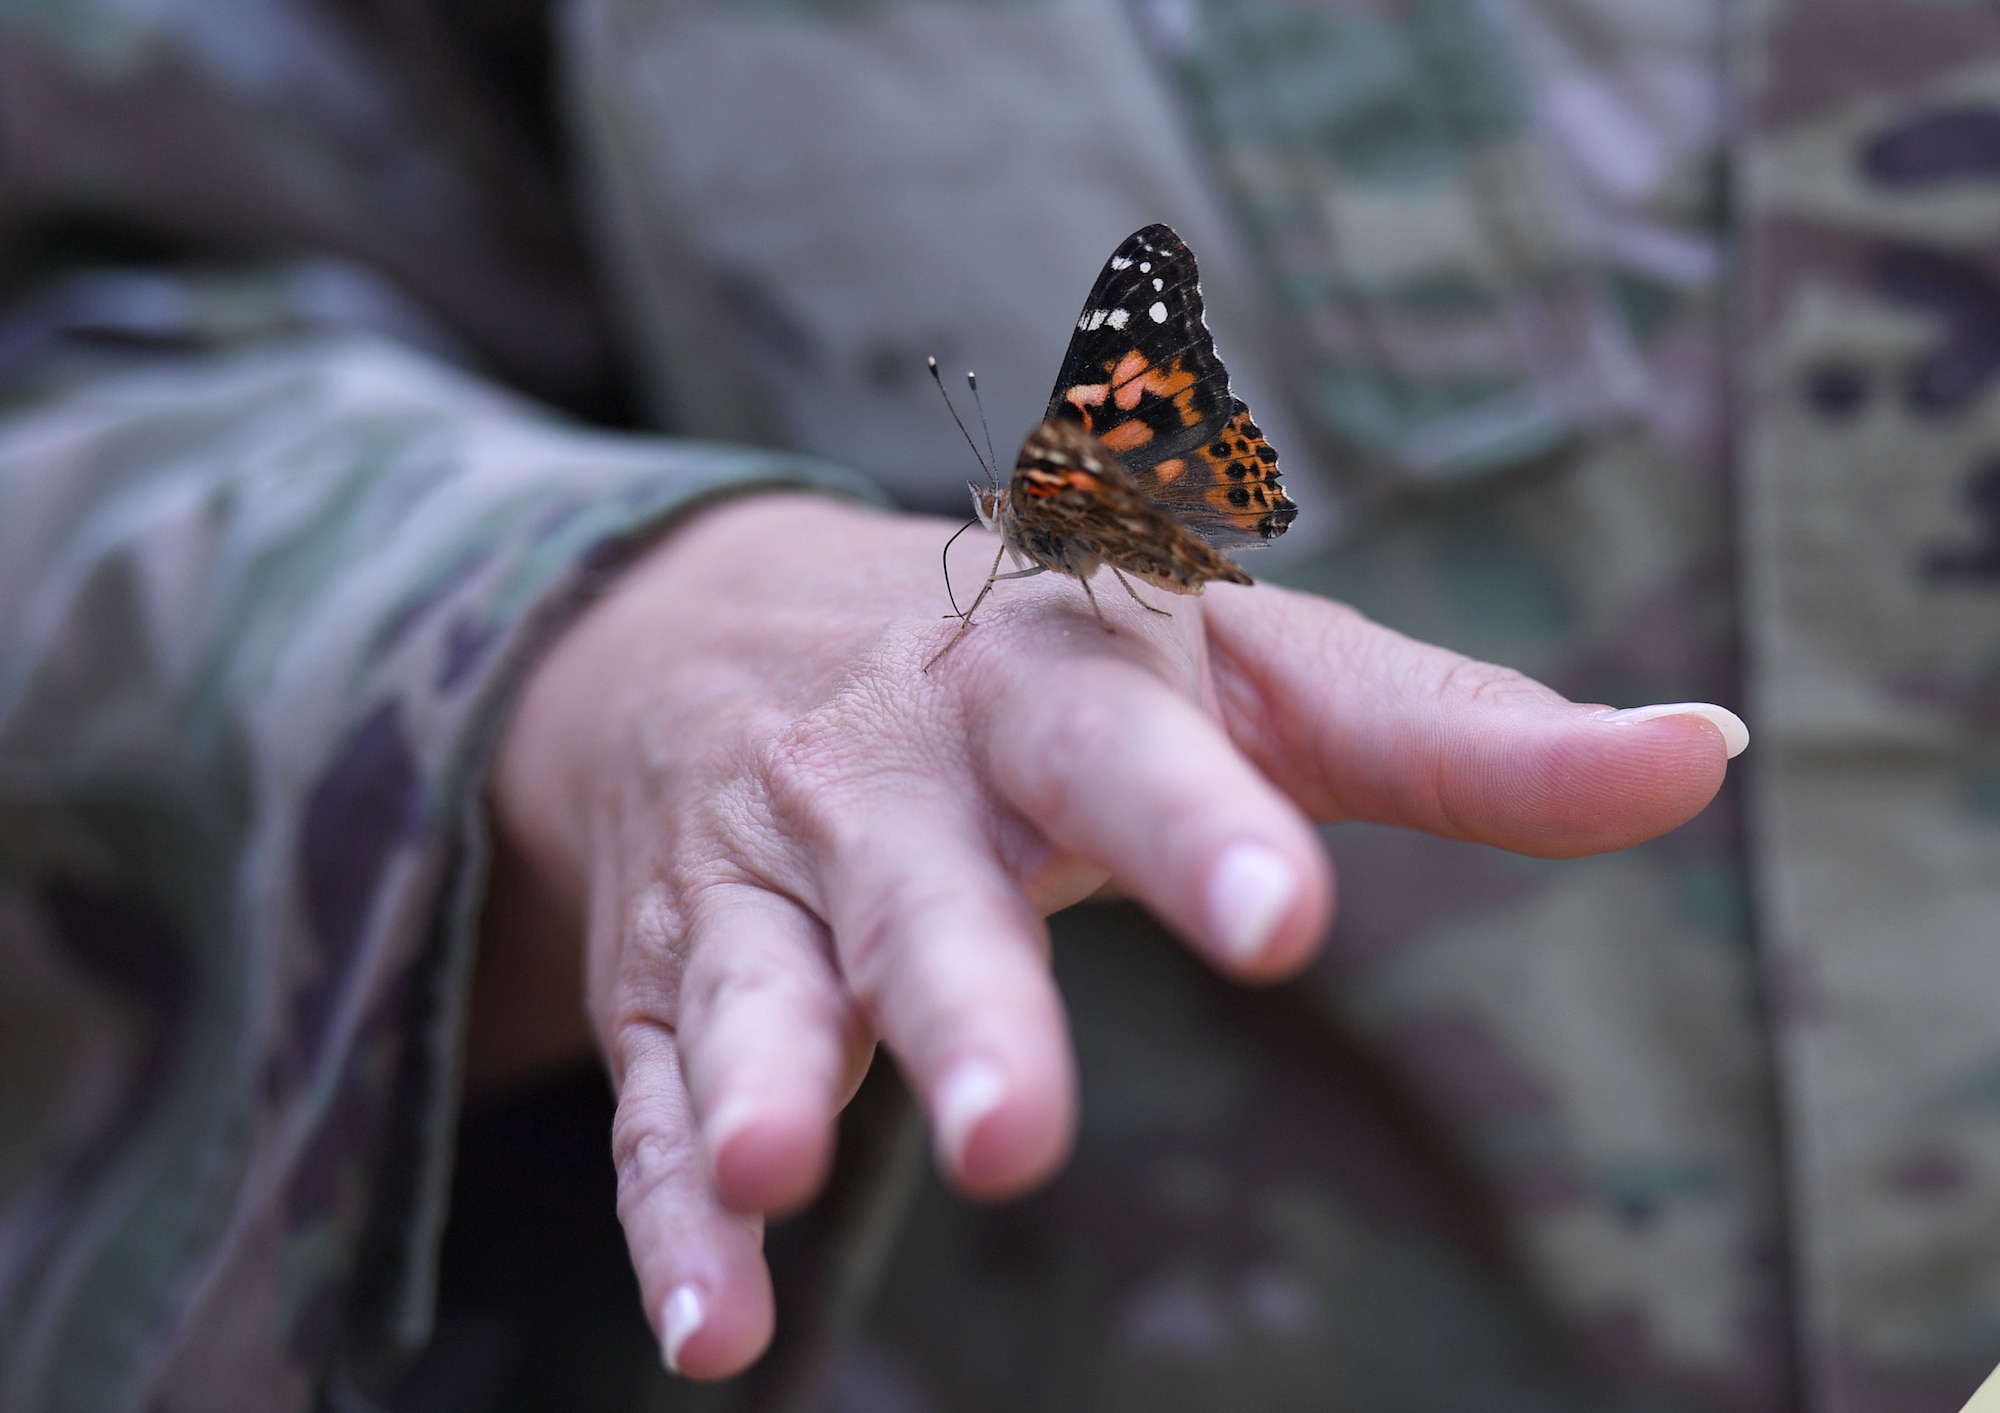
[927,355,993,484]
[939,515,979,619]
[967,372,1000,480]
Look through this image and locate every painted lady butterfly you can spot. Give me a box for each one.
[932,224,1295,667]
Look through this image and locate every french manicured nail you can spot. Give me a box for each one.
[1207,842,1299,965]
[934,1058,1007,1171]
[661,1284,705,1373]
[1592,702,1749,758]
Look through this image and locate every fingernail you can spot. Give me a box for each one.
[933,1058,1007,1171]
[661,1284,705,1374]
[1592,702,1749,758]
[1207,842,1299,965]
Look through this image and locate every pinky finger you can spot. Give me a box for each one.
[609,1018,772,1378]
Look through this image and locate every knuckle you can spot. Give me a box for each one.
[835,872,951,1008]
[679,944,802,1033]
[1432,654,1536,707]
[755,715,849,852]
[834,887,906,1010]
[605,886,694,1024]
[611,1113,697,1218]
[754,695,956,875]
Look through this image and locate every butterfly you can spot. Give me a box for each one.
[929,223,1296,669]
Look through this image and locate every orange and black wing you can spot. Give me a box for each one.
[1044,225,1296,550]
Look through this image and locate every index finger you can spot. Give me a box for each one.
[1203,584,1746,857]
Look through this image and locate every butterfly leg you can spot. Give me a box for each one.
[943,553,1047,621]
[942,542,1009,623]
[1112,567,1173,617]
[926,551,1049,672]
[924,607,982,673]
[1076,573,1115,634]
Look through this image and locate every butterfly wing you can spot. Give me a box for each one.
[1008,419,1251,593]
[1044,224,1296,550]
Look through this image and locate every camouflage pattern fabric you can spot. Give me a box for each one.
[1136,0,1652,488]
[1,0,1999,1410]
[1743,3,2000,1404]
[0,330,870,1411]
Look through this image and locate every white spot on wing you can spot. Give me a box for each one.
[1110,256,1134,270]
[1139,261,1152,273]
[1148,301,1169,323]
[1153,278,1164,291]
[1107,307,1131,330]
[1083,310,1110,331]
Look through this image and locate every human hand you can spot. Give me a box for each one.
[478,491,1743,1378]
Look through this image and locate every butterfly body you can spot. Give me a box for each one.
[930,224,1295,668]
[974,419,1252,594]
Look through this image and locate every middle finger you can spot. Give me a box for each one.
[981,651,1334,978]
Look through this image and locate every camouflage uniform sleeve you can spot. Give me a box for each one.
[0,333,876,1413]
